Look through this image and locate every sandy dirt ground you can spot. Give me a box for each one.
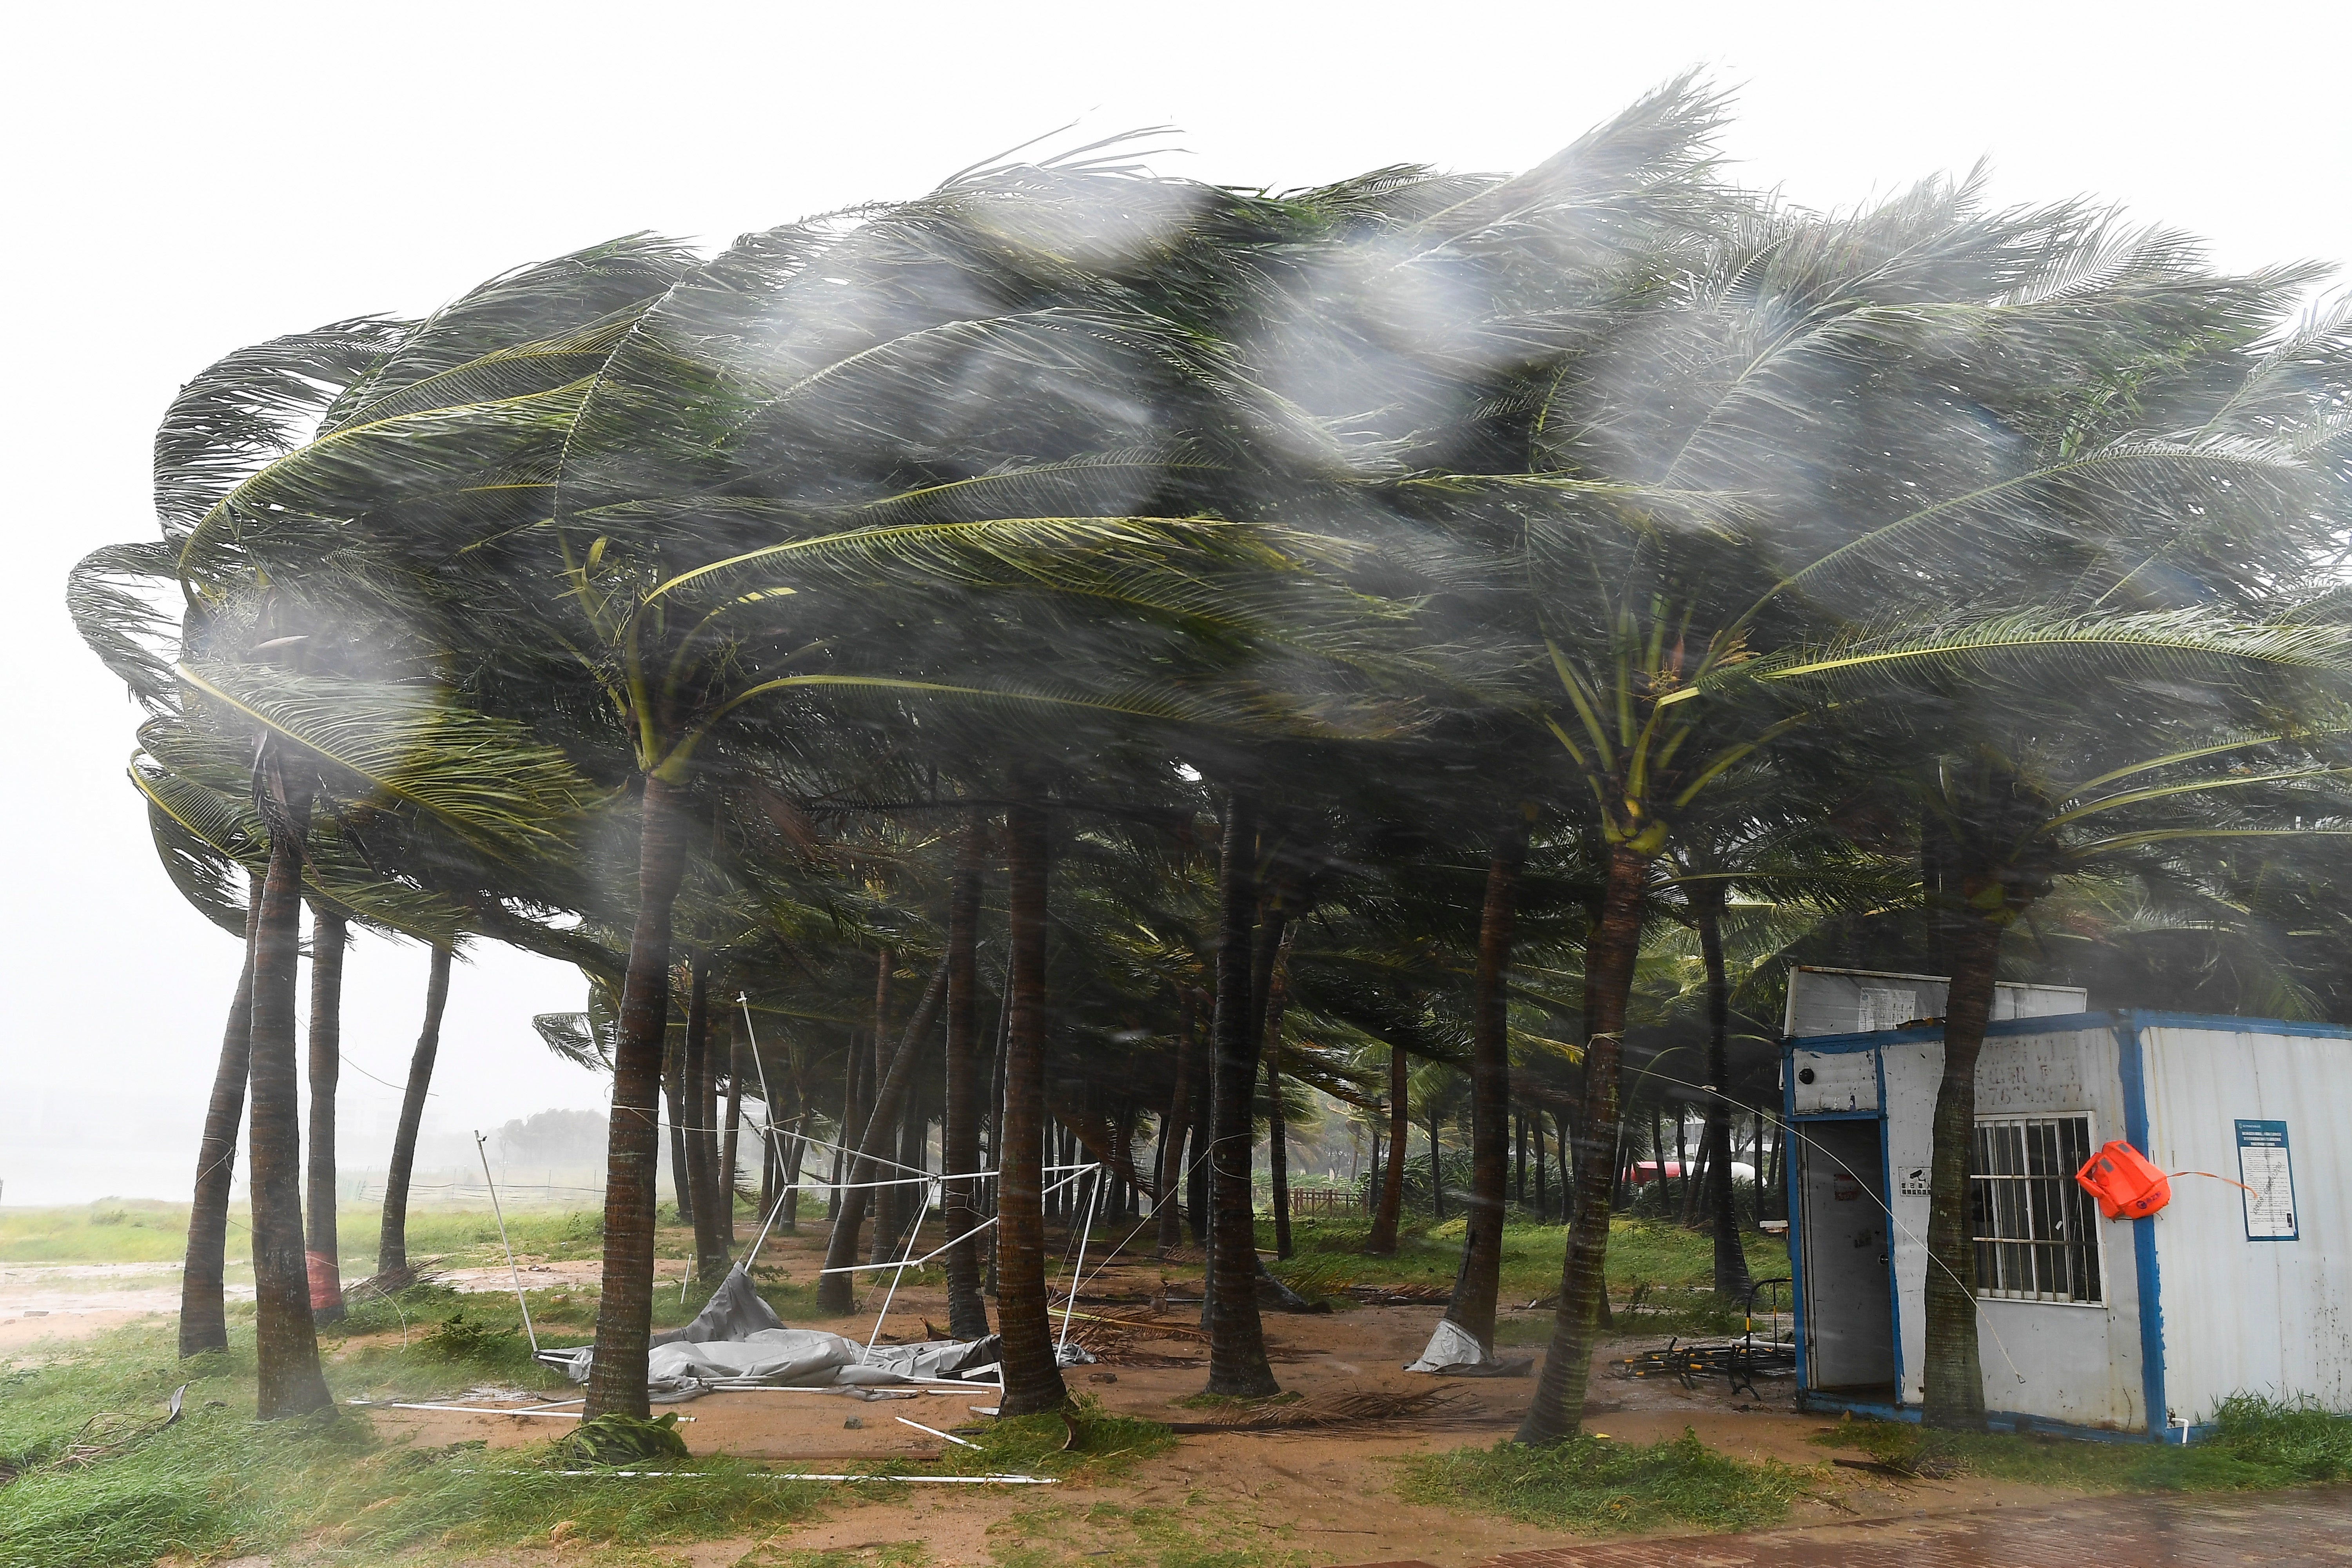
[0,1261,250,1355]
[358,1229,2092,1568]
[11,1227,2097,1566]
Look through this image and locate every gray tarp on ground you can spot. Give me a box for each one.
[650,1265,784,1347]
[543,1265,1005,1400]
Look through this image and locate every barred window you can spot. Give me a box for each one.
[1971,1116,2102,1304]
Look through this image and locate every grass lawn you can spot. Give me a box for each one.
[0,1198,735,1269]
[1811,1401,2352,1492]
[1262,1213,1789,1315]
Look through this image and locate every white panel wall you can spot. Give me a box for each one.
[1877,1024,2144,1427]
[1791,1047,1880,1114]
[2142,1026,2352,1423]
[1786,968,2087,1039]
[1993,984,2093,1021]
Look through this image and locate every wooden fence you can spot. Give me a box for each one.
[1287,1187,1363,1216]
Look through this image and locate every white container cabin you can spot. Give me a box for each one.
[1781,968,2352,1439]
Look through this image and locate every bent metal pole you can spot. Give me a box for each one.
[474,1130,540,1355]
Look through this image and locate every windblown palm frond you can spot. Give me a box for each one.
[1737,607,2352,701]
[174,662,599,858]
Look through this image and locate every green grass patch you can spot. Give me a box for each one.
[1813,1395,2352,1493]
[0,1201,194,1265]
[1265,1216,1787,1307]
[0,1319,826,1568]
[1397,1429,1822,1534]
[0,1200,731,1268]
[935,1397,1174,1480]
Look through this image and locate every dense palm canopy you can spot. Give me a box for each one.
[71,78,2352,1435]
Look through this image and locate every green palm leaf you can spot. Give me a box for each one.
[174,661,598,858]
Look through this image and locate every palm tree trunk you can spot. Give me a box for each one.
[837,1028,864,1226]
[180,886,260,1358]
[377,942,452,1283]
[1205,786,1279,1397]
[721,1018,744,1246]
[1443,819,1526,1353]
[867,954,900,1264]
[304,904,348,1325]
[1533,1110,1548,1223]
[1429,1105,1445,1222]
[1696,880,1751,1299]
[1366,1043,1407,1255]
[985,975,1009,1296]
[1187,1014,1212,1244]
[759,1101,777,1236]
[585,774,694,1421]
[1519,843,1646,1444]
[247,757,331,1418]
[665,1031,695,1231]
[782,1098,806,1231]
[819,957,951,1311]
[942,824,991,1339]
[1677,1112,1694,1225]
[996,793,1069,1414]
[1923,912,2003,1428]
[1515,1112,1526,1205]
[1155,990,1196,1254]
[684,960,728,1284]
[1262,929,1295,1261]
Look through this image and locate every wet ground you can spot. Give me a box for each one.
[1340,1485,2352,1566]
[366,1229,2222,1565]
[0,1260,245,1354]
[21,1225,2352,1565]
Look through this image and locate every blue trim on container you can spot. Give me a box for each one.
[1874,1047,1904,1408]
[1791,1009,2352,1052]
[1790,1109,1882,1123]
[2115,1018,2168,1432]
[2119,1009,2352,1041]
[1799,1393,1912,1423]
[1783,1049,1809,1396]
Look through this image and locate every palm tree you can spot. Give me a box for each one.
[179,883,258,1357]
[245,729,332,1417]
[1436,815,1531,1358]
[376,942,452,1286]
[940,816,993,1339]
[997,789,1070,1412]
[305,903,348,1323]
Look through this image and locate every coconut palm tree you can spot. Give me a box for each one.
[305,903,348,1323]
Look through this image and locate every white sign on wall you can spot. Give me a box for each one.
[2236,1120,2298,1241]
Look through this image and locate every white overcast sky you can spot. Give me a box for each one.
[4,1,2348,1205]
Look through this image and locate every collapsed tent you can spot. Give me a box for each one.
[541,1265,1033,1401]
[1402,1317,1530,1377]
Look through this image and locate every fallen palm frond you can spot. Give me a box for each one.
[343,1261,452,1299]
[1170,1386,1470,1433]
[1345,1282,1450,1305]
[42,1386,186,1473]
[1060,1309,1211,1343]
